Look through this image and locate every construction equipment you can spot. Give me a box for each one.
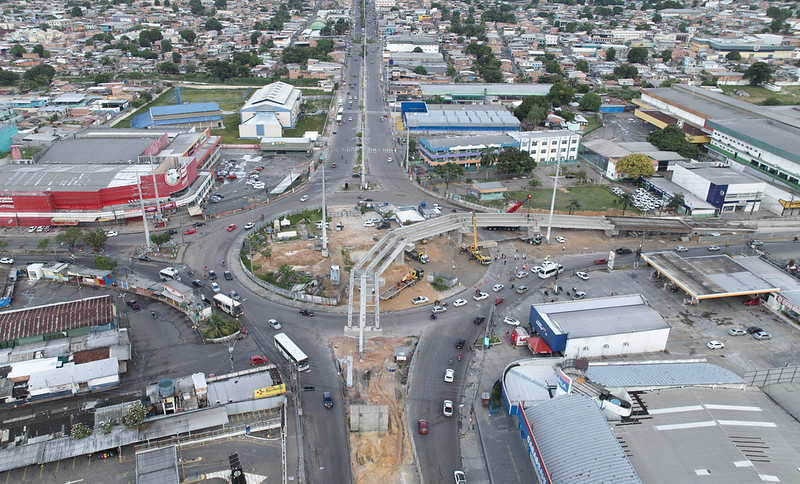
[404,244,429,264]
[487,195,530,231]
[380,267,424,300]
[467,213,492,265]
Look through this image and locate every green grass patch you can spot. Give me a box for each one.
[720,85,800,105]
[583,116,602,135]
[506,185,622,212]
[304,98,332,111]
[283,113,327,137]
[210,113,250,144]
[431,282,449,292]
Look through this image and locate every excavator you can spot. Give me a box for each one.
[467,213,492,265]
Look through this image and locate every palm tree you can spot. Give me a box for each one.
[616,192,635,215]
[568,198,581,215]
[667,192,685,213]
[479,148,495,180]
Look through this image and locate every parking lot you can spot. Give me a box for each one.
[494,259,800,375]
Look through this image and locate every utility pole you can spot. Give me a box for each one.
[321,163,328,257]
[545,158,562,245]
[137,174,152,250]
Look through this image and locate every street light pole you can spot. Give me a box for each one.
[137,175,152,250]
[545,158,562,245]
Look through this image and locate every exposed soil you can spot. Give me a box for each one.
[331,336,416,484]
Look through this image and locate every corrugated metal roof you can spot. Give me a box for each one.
[0,295,114,342]
[534,295,669,338]
[150,102,220,116]
[526,394,642,484]
[587,361,745,388]
[151,114,222,125]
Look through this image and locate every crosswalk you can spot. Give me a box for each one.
[329,147,395,153]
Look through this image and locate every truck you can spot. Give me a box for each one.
[404,244,429,264]
[380,267,424,300]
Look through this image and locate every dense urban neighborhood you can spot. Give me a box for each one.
[0,0,800,483]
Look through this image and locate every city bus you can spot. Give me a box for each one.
[212,294,243,317]
[274,333,310,372]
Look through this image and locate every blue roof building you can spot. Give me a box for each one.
[131,102,223,130]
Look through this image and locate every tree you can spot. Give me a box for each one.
[627,46,649,64]
[615,153,655,180]
[205,18,223,32]
[653,13,662,23]
[575,169,588,184]
[32,44,49,58]
[56,227,83,247]
[70,5,83,17]
[123,401,147,428]
[413,46,423,53]
[605,47,616,61]
[495,147,536,176]
[179,29,197,44]
[661,49,672,62]
[37,238,50,250]
[479,149,496,180]
[575,59,589,73]
[101,421,113,434]
[71,422,92,439]
[567,198,580,215]
[647,124,700,159]
[10,44,25,58]
[548,82,574,106]
[726,50,741,61]
[614,63,639,79]
[578,92,601,112]
[615,192,635,215]
[667,192,685,213]
[527,104,548,127]
[744,62,772,86]
[433,162,465,194]
[83,229,108,251]
[277,263,296,282]
[172,51,181,63]
[157,61,179,74]
[412,65,428,75]
[94,73,111,84]
[93,256,117,270]
[214,0,227,7]
[160,39,172,52]
[0,68,19,86]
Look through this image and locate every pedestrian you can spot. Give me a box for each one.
[504,260,507,265]
[505,331,509,337]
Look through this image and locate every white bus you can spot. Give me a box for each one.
[159,267,180,281]
[537,262,564,279]
[213,294,244,317]
[274,333,310,372]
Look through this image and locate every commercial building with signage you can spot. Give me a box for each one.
[0,128,219,226]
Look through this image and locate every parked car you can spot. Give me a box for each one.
[193,221,206,227]
[728,328,746,336]
[571,291,586,300]
[250,355,267,366]
[555,236,566,244]
[183,229,196,235]
[105,230,118,237]
[376,221,391,229]
[231,290,240,301]
[594,258,607,265]
[138,256,152,262]
[473,315,486,325]
[706,340,725,350]
[492,284,504,292]
[453,299,467,307]
[0,257,14,264]
[444,368,455,383]
[744,298,760,306]
[227,224,237,231]
[300,308,315,317]
[224,271,233,280]
[323,392,334,408]
[418,419,428,435]
[126,300,140,310]
[503,316,520,326]
[746,326,763,334]
[268,319,282,330]
[473,292,488,301]
[615,247,632,255]
[753,331,772,340]
[191,279,205,288]
[575,272,589,280]
[412,296,429,305]
[442,400,454,417]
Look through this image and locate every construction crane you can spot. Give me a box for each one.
[467,212,492,265]
[507,195,531,213]
[379,267,425,300]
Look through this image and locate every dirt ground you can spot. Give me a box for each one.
[330,336,416,484]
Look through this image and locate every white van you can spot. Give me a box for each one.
[159,267,180,281]
[537,263,564,279]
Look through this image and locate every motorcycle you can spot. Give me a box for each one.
[457,354,462,362]
[429,314,437,320]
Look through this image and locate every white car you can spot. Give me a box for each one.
[211,282,221,293]
[252,182,265,189]
[244,222,255,230]
[676,246,688,252]
[453,299,467,307]
[268,319,282,330]
[473,291,489,301]
[300,195,309,202]
[575,271,589,281]
[443,399,454,417]
[454,471,467,484]
[515,271,529,279]
[728,328,746,336]
[492,284,504,292]
[555,236,566,244]
[363,220,375,227]
[706,340,724,350]
[106,230,118,237]
[503,316,520,326]
[0,257,13,264]
[387,157,393,163]
[444,368,455,383]
[412,296,429,305]
[753,331,772,340]
[708,245,721,251]
[231,290,240,301]
[431,305,447,313]
[433,203,441,210]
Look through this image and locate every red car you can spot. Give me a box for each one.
[744,298,761,306]
[250,355,267,366]
[226,174,237,180]
[227,224,237,231]
[254,166,264,171]
[418,419,428,434]
[594,258,607,265]
[331,163,336,168]
[184,228,196,235]
[494,297,504,306]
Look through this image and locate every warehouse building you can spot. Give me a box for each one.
[528,294,670,359]
[670,161,765,215]
[239,81,303,137]
[402,103,520,135]
[131,102,223,130]
[418,83,550,105]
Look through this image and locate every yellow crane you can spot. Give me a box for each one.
[468,213,491,265]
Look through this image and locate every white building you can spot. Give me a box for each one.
[671,162,765,214]
[385,34,439,54]
[239,81,302,137]
[510,129,581,165]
